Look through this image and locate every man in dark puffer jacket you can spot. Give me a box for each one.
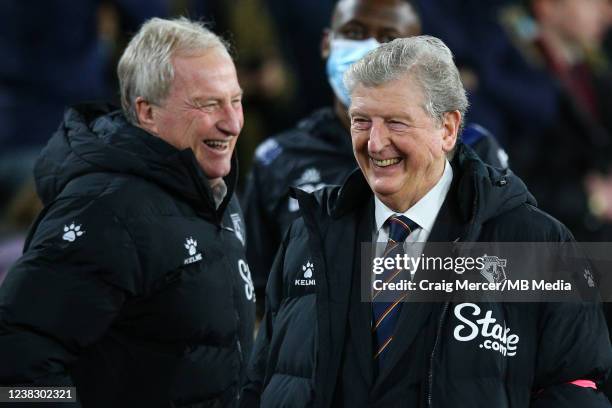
[241,36,612,407]
[0,18,255,407]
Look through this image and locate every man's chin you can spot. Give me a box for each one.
[370,177,401,197]
[198,159,231,180]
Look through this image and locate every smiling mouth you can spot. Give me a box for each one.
[372,157,402,167]
[203,140,230,151]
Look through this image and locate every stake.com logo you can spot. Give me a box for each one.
[452,303,520,357]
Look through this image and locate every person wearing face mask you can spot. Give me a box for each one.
[243,0,508,315]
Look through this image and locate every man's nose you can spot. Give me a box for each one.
[368,120,389,153]
[218,104,243,136]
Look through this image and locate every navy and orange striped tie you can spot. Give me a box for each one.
[372,214,420,369]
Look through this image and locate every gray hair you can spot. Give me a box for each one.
[344,35,468,129]
[118,17,230,125]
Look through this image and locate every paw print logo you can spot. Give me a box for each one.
[302,261,314,278]
[184,237,198,256]
[62,222,85,242]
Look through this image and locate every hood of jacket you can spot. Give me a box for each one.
[292,141,536,241]
[34,103,238,220]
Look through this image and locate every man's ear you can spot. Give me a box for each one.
[321,28,331,59]
[135,96,158,134]
[441,110,461,153]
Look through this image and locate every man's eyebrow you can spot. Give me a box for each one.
[348,109,368,117]
[385,112,414,121]
[339,19,364,28]
[190,90,243,104]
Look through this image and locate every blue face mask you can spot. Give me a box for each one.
[326,37,380,107]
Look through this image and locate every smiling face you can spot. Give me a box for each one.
[349,74,459,212]
[144,49,243,183]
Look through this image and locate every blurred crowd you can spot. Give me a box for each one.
[2,0,612,283]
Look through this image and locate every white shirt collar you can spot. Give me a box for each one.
[375,159,453,237]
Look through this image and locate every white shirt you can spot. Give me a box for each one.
[373,159,453,251]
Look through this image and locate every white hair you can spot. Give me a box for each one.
[344,35,468,129]
[117,17,230,124]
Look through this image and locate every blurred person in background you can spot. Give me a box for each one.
[416,0,612,240]
[243,0,509,314]
[0,17,255,407]
[503,0,612,241]
[0,0,170,216]
[414,0,560,146]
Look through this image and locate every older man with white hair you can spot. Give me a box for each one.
[0,17,255,407]
[242,35,611,407]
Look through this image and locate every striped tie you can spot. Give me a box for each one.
[372,214,420,369]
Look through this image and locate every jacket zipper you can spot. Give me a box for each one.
[428,301,449,407]
[222,224,243,404]
[236,336,243,402]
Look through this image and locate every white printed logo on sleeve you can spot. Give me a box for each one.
[62,222,85,242]
[453,303,519,357]
[584,268,595,288]
[238,259,256,302]
[230,213,245,246]
[295,261,316,286]
[184,237,203,265]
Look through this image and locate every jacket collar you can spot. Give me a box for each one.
[35,103,238,224]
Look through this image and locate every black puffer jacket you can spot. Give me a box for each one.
[0,104,256,407]
[242,142,611,407]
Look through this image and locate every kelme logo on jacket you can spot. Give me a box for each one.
[183,236,203,265]
[453,303,519,357]
[62,222,85,242]
[295,261,316,286]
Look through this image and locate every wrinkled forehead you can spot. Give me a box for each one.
[331,0,419,33]
[170,49,241,94]
[349,74,427,115]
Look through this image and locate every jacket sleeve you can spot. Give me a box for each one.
[240,224,290,408]
[530,242,612,407]
[0,198,139,391]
